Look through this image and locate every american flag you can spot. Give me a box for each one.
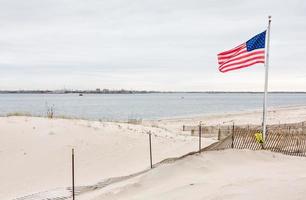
[218,31,266,73]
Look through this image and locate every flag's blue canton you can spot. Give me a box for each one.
[246,31,266,52]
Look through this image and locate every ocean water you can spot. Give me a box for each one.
[0,93,305,120]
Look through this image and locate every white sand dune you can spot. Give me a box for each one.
[1,105,306,200]
[82,149,306,200]
[0,116,214,200]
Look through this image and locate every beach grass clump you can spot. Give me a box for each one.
[6,112,32,117]
[46,105,55,118]
[127,118,142,125]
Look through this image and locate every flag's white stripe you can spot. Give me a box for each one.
[218,48,248,64]
[219,49,265,66]
[218,48,264,63]
[220,60,265,72]
[218,46,246,59]
[217,43,245,57]
[219,58,265,71]
[220,56,265,71]
[219,60,265,72]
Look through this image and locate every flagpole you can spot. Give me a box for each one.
[262,16,271,142]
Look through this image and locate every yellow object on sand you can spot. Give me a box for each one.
[255,132,264,144]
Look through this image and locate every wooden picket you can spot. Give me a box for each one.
[207,127,306,157]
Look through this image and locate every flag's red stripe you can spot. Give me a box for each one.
[219,56,265,71]
[219,60,265,73]
[220,59,265,72]
[218,46,246,59]
[218,50,265,65]
[217,44,245,56]
[218,49,247,61]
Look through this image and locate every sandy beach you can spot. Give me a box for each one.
[82,149,306,200]
[144,105,306,135]
[0,116,214,200]
[1,105,306,200]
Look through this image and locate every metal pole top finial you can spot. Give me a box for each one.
[268,16,272,22]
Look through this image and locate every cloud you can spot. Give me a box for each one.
[0,0,305,91]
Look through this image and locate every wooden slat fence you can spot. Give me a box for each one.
[184,121,306,141]
[207,127,306,157]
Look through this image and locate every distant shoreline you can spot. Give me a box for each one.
[1,90,306,94]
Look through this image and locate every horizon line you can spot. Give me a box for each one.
[0,89,306,94]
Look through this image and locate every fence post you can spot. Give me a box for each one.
[218,126,221,141]
[262,127,266,150]
[199,122,202,153]
[149,131,153,169]
[231,123,235,148]
[72,148,75,200]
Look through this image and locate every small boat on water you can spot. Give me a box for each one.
[79,93,83,96]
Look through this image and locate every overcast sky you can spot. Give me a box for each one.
[0,0,305,91]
